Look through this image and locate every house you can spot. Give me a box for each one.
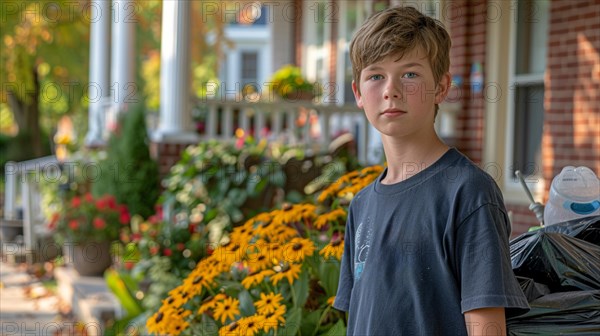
[6,0,593,250]
[84,0,597,236]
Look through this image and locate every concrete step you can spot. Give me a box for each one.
[54,266,124,336]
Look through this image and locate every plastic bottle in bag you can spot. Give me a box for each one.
[544,166,600,226]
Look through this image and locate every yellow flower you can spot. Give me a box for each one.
[267,225,298,243]
[262,304,286,332]
[282,237,316,263]
[271,263,302,285]
[146,307,191,336]
[198,293,227,314]
[241,269,275,289]
[313,208,347,229]
[219,321,241,336]
[219,316,267,336]
[254,292,284,315]
[320,238,344,261]
[213,296,241,324]
[327,296,336,306]
[213,241,244,266]
[238,315,266,336]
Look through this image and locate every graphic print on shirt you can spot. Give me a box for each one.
[354,217,372,281]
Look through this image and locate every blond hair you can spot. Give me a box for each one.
[349,6,451,108]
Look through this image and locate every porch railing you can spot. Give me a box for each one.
[193,98,369,164]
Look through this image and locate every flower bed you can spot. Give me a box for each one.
[145,166,384,335]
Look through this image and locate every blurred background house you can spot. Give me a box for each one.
[1,0,599,253]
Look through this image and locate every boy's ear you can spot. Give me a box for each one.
[352,80,364,108]
[434,72,451,104]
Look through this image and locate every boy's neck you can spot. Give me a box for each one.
[380,135,449,185]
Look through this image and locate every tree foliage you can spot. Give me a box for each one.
[92,103,160,218]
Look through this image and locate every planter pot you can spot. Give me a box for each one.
[71,241,112,277]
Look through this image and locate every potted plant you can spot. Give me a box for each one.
[48,193,131,276]
[267,65,322,101]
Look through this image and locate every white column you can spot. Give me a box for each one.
[109,0,136,125]
[85,0,111,146]
[154,0,197,142]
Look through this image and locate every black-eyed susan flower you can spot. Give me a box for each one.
[271,263,302,285]
[219,321,240,336]
[262,304,286,333]
[320,235,344,261]
[198,293,227,314]
[236,315,266,336]
[213,296,241,324]
[282,237,316,263]
[254,292,284,315]
[241,269,276,289]
[313,208,347,229]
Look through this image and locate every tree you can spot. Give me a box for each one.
[92,104,160,218]
[1,0,90,157]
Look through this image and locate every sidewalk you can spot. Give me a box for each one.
[0,262,64,336]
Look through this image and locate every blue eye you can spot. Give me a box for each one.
[369,74,384,80]
[403,72,417,79]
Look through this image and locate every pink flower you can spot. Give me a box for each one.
[84,193,93,203]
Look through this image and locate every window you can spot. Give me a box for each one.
[241,51,258,88]
[509,0,549,177]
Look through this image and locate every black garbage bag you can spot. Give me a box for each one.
[511,232,600,292]
[540,215,600,245]
[516,276,550,302]
[507,290,600,336]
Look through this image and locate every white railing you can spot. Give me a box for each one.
[2,156,59,253]
[194,98,370,164]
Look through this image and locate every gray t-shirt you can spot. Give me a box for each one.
[334,148,529,335]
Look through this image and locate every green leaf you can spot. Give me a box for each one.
[271,170,286,187]
[322,319,346,336]
[104,268,143,317]
[319,262,341,297]
[282,307,302,336]
[237,289,256,316]
[292,268,309,308]
[300,309,322,336]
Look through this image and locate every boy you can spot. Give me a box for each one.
[333,6,529,335]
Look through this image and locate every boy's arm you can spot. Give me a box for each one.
[464,307,506,336]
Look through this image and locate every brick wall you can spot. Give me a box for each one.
[150,142,194,179]
[506,204,540,238]
[448,0,487,164]
[543,0,600,202]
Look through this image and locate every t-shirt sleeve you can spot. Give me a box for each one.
[333,206,354,312]
[455,203,530,316]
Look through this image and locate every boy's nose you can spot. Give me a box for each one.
[383,83,401,100]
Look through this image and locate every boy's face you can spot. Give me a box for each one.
[352,48,450,139]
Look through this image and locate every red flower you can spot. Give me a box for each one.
[150,246,159,255]
[106,196,117,210]
[48,213,60,230]
[95,198,107,210]
[176,243,185,251]
[93,217,106,229]
[71,197,81,208]
[84,193,93,203]
[119,212,131,225]
[163,248,172,257]
[68,220,79,230]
